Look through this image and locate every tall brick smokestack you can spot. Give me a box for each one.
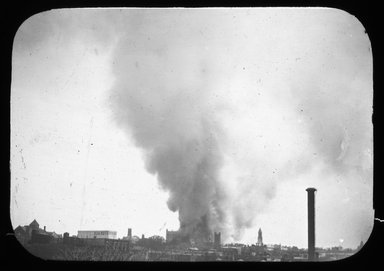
[306,187,317,261]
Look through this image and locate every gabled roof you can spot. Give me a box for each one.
[14,225,27,233]
[29,219,39,227]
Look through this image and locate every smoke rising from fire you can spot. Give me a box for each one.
[106,9,372,243]
[109,30,230,239]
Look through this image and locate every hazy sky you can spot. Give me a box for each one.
[11,8,373,249]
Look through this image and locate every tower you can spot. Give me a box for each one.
[214,232,221,249]
[257,228,263,246]
[306,187,317,261]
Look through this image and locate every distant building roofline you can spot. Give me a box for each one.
[77,230,117,233]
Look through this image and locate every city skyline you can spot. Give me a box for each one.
[14,217,362,251]
[11,8,373,249]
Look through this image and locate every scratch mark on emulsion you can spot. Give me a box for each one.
[19,148,26,169]
[80,117,94,227]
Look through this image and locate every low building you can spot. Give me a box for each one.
[166,229,180,243]
[221,247,240,261]
[105,239,130,251]
[77,230,117,239]
[46,231,62,239]
[63,232,84,246]
[165,229,190,244]
[30,229,53,244]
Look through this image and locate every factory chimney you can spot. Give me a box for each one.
[306,187,317,261]
[128,228,132,239]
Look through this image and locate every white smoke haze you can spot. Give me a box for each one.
[11,8,372,247]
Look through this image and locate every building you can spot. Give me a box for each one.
[46,231,62,239]
[30,229,53,244]
[222,247,240,261]
[63,232,84,246]
[122,228,132,240]
[166,229,182,243]
[105,239,130,251]
[77,230,117,239]
[214,232,221,249]
[130,235,140,244]
[29,219,40,231]
[14,219,61,245]
[257,228,263,246]
[14,225,30,245]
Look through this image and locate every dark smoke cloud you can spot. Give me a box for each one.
[109,25,230,239]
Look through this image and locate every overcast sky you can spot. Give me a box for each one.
[11,8,373,249]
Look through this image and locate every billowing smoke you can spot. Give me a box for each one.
[108,9,372,244]
[109,26,229,239]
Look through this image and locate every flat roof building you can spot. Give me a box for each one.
[77,230,117,239]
